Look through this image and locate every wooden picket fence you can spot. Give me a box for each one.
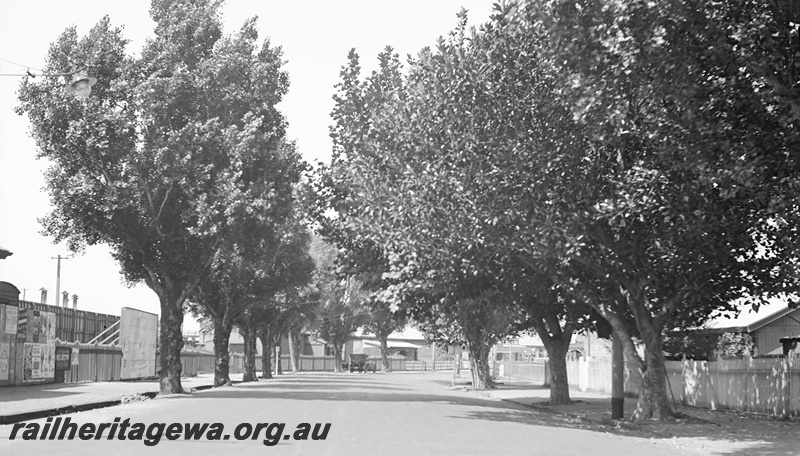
[494,355,800,417]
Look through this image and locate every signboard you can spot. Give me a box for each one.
[55,346,72,370]
[119,307,158,379]
[71,347,80,366]
[22,343,55,381]
[3,305,17,335]
[16,308,27,342]
[0,342,9,380]
[18,309,56,382]
[0,305,17,382]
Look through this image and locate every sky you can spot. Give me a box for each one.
[0,0,496,329]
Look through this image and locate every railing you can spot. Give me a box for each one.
[87,320,120,345]
[405,360,458,371]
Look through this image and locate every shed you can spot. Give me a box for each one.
[704,299,800,356]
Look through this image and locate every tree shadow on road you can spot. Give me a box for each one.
[202,374,800,455]
[452,405,800,455]
[0,383,108,402]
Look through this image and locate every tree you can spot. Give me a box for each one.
[255,285,318,378]
[507,267,597,404]
[488,0,800,419]
[189,158,306,386]
[326,2,799,418]
[189,251,259,387]
[234,214,315,381]
[309,235,369,371]
[411,285,522,389]
[16,0,297,393]
[325,23,575,392]
[361,302,408,372]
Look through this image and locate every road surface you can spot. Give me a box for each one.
[0,370,769,455]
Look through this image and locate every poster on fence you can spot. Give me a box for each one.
[1,304,17,336]
[24,343,40,379]
[0,342,9,380]
[16,309,55,344]
[120,307,158,379]
[55,346,72,370]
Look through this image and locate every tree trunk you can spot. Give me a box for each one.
[465,338,495,389]
[531,315,574,405]
[241,325,258,382]
[333,342,344,373]
[259,331,273,379]
[379,335,391,372]
[624,285,676,421]
[158,295,185,394]
[459,302,496,389]
[544,338,571,405]
[212,317,232,386]
[288,330,300,372]
[570,281,676,421]
[633,331,674,420]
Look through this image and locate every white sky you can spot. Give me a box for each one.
[0,1,495,329]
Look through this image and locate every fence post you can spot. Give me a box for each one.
[579,356,589,392]
[544,359,550,387]
[744,354,751,413]
[785,355,791,418]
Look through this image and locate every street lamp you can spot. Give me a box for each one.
[1,63,97,98]
[64,73,98,98]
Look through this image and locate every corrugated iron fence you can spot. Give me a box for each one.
[57,342,122,383]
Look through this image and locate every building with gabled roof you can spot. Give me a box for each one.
[696,298,800,356]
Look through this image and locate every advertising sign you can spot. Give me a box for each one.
[3,305,17,335]
[120,307,158,379]
[55,346,72,370]
[19,309,56,382]
[0,342,9,380]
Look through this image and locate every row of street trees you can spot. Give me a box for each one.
[321,0,799,420]
[16,0,316,394]
[17,0,398,392]
[17,0,799,422]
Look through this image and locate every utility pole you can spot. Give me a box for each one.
[51,255,70,307]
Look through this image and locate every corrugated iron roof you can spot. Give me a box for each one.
[706,298,798,333]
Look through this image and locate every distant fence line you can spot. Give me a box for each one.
[222,354,458,373]
[50,347,460,385]
[494,356,800,417]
